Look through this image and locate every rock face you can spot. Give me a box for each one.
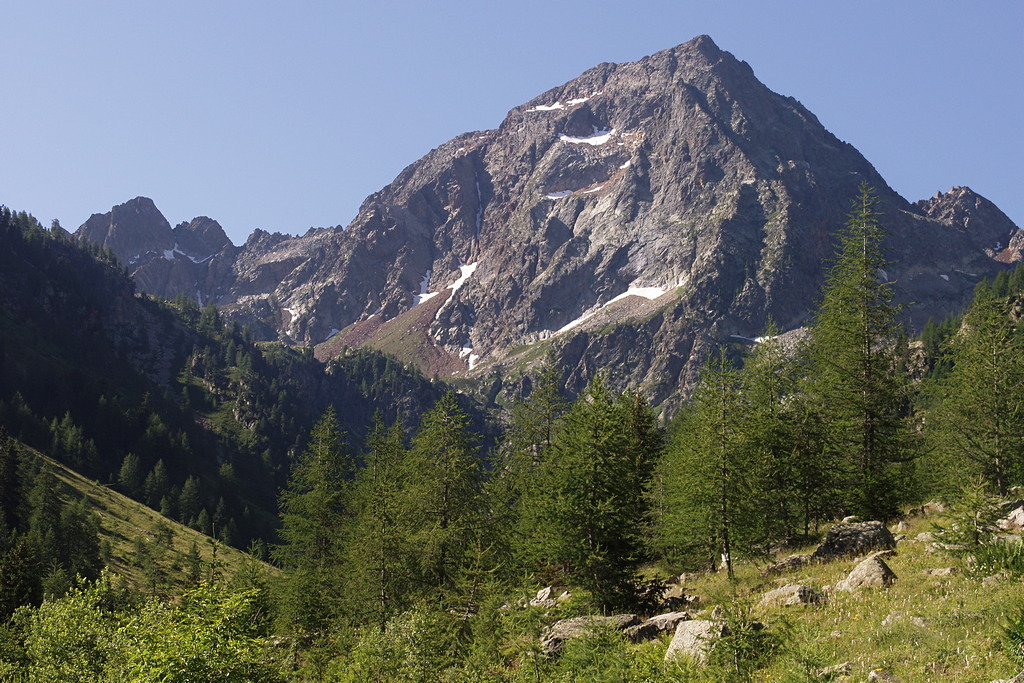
[77,198,239,306]
[813,521,896,560]
[75,35,1024,409]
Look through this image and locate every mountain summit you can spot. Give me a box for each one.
[76,36,1022,407]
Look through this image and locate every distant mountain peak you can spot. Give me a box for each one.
[76,37,1023,410]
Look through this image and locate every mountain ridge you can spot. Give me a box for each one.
[74,35,1022,409]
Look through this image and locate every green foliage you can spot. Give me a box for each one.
[655,353,751,576]
[803,183,917,520]
[399,393,484,596]
[515,376,661,609]
[706,600,789,681]
[110,581,283,682]
[926,289,1024,495]
[273,406,352,637]
[345,416,411,628]
[1002,602,1024,669]
[932,478,1003,552]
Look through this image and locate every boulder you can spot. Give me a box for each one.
[624,611,690,642]
[761,553,812,577]
[835,556,897,592]
[760,583,827,608]
[812,521,896,560]
[541,614,639,655]
[664,619,727,664]
[999,505,1024,532]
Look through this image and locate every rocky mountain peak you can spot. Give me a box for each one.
[77,196,174,265]
[76,36,1024,410]
[914,186,1022,260]
[173,216,234,262]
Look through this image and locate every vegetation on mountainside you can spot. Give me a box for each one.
[0,206,461,553]
[4,186,1024,680]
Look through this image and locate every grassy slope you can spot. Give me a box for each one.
[643,511,1021,681]
[34,446,273,589]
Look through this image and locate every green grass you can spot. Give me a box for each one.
[34,447,274,591]
[663,512,1022,681]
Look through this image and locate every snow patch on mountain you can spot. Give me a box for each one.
[560,127,616,146]
[413,270,438,305]
[557,285,668,334]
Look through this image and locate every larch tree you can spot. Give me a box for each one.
[399,393,482,597]
[656,352,757,578]
[273,405,352,637]
[346,415,409,629]
[804,183,917,520]
[522,376,660,608]
[928,286,1024,495]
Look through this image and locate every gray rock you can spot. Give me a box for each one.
[664,619,727,664]
[1000,505,1024,532]
[760,583,827,608]
[761,552,812,576]
[868,669,896,682]
[541,614,639,655]
[813,521,896,561]
[624,611,690,642]
[924,567,956,576]
[835,556,898,592]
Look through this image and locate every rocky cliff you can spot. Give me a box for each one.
[75,36,1022,409]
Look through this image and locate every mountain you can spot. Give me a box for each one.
[74,36,1022,409]
[0,209,471,548]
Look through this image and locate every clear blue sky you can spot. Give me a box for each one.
[2,1,1021,246]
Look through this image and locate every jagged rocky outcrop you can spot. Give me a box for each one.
[75,35,1024,409]
[77,198,239,306]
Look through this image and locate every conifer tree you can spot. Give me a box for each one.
[399,393,482,596]
[655,353,756,577]
[0,428,21,532]
[522,376,659,607]
[928,287,1024,495]
[273,406,352,636]
[347,415,409,629]
[804,183,916,520]
[496,360,567,567]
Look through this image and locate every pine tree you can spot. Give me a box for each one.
[521,376,659,607]
[928,288,1024,495]
[273,406,352,636]
[347,415,409,629]
[804,183,917,520]
[399,393,482,596]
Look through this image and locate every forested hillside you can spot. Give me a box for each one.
[4,189,1024,680]
[0,206,475,550]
